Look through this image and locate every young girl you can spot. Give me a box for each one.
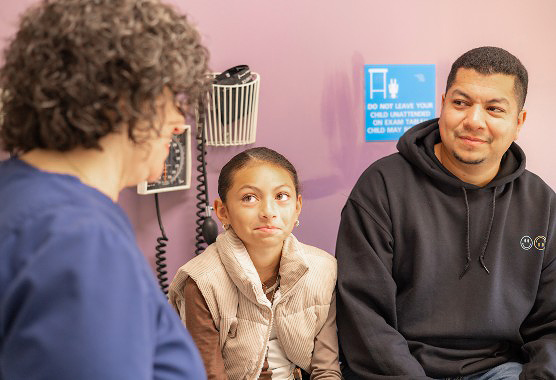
[169,147,340,380]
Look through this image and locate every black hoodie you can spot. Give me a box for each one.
[336,119,556,379]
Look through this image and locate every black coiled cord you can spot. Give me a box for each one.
[154,193,169,295]
[195,117,210,256]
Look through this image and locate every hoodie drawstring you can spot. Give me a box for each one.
[460,188,471,279]
[460,187,497,278]
[479,187,497,274]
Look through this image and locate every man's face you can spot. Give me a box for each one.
[438,68,526,169]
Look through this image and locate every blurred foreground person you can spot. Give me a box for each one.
[0,0,209,379]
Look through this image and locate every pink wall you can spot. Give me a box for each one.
[2,0,556,280]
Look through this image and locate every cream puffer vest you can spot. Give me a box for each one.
[169,229,337,380]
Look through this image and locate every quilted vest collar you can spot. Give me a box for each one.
[215,229,309,306]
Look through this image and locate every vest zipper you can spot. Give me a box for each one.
[252,300,276,379]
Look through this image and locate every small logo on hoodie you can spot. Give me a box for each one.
[520,235,546,251]
[534,236,546,251]
[520,236,533,250]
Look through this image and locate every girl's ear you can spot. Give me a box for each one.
[295,194,302,217]
[214,198,229,225]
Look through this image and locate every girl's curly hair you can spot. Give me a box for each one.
[0,0,210,153]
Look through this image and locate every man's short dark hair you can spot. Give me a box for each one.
[445,46,528,110]
[0,0,209,154]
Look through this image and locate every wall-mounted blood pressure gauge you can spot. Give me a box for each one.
[137,125,191,194]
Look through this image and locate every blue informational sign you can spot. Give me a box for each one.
[365,64,435,141]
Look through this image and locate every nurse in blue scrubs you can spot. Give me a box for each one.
[0,1,209,379]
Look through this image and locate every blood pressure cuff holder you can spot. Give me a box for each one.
[213,65,254,124]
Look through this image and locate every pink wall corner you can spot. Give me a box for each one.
[2,0,556,281]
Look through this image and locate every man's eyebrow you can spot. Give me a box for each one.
[487,97,510,106]
[451,89,471,99]
[451,89,510,105]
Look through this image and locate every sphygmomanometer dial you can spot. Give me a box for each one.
[159,135,185,185]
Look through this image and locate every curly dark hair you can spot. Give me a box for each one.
[0,0,210,153]
[446,46,528,110]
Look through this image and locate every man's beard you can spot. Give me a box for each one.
[453,151,485,165]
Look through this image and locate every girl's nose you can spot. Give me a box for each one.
[260,199,277,219]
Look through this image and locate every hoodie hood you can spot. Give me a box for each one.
[396,118,526,190]
[396,118,527,277]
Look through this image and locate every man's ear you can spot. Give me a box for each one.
[515,109,527,140]
[214,198,229,225]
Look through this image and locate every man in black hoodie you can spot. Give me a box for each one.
[336,47,556,379]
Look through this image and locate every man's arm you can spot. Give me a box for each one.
[520,226,556,379]
[336,198,428,379]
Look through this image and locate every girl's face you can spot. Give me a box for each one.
[214,162,302,254]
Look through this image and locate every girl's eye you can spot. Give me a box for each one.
[241,194,257,203]
[276,193,290,201]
